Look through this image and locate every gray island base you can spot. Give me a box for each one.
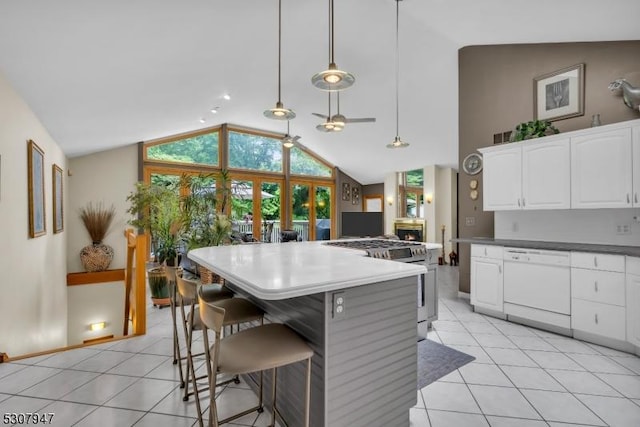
[189,242,425,427]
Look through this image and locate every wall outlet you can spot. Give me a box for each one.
[465,217,476,226]
[332,292,345,319]
[616,224,631,235]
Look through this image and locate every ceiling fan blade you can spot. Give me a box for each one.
[312,112,329,119]
[345,117,376,123]
[293,136,301,142]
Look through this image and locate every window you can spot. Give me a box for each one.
[290,147,332,178]
[146,131,219,166]
[228,131,282,172]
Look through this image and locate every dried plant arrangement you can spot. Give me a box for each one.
[80,202,116,243]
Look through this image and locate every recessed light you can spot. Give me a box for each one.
[210,107,219,114]
[199,118,206,123]
[222,94,231,101]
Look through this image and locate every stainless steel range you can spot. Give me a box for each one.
[325,239,438,339]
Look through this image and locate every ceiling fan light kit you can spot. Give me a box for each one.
[388,0,408,149]
[312,0,355,92]
[264,0,295,121]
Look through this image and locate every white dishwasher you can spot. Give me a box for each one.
[503,248,571,329]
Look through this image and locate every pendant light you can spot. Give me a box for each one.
[282,121,301,147]
[311,0,355,91]
[387,0,409,148]
[264,0,295,120]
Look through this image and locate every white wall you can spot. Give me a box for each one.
[67,144,139,273]
[423,166,436,242]
[495,209,640,246]
[0,72,68,357]
[383,172,398,234]
[435,167,457,255]
[67,282,124,345]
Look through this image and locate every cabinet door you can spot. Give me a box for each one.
[483,147,522,211]
[471,257,503,312]
[572,299,626,340]
[522,138,571,209]
[633,126,640,207]
[571,128,633,208]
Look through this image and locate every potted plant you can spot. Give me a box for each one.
[126,181,182,306]
[79,202,116,272]
[509,120,559,142]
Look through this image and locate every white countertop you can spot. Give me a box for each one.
[188,240,434,300]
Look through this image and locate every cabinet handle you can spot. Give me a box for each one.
[484,247,487,256]
[635,193,638,203]
[594,256,598,268]
[517,198,521,207]
[594,281,598,292]
[628,194,631,204]
[595,314,599,324]
[499,265,502,274]
[522,198,526,207]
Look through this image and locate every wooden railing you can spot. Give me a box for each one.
[233,220,316,242]
[123,228,147,336]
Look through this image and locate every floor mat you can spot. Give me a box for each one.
[417,339,475,389]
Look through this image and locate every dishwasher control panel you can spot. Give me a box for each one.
[503,248,570,266]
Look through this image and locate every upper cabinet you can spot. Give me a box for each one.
[479,119,640,211]
[482,138,570,211]
[571,127,633,209]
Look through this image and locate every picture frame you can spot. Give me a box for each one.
[351,186,360,205]
[52,164,63,233]
[534,63,585,122]
[27,140,46,238]
[341,182,351,201]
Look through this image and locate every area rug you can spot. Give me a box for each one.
[417,339,475,389]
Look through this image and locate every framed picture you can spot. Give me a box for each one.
[27,140,46,238]
[341,182,351,201]
[534,63,585,121]
[351,186,360,205]
[52,164,63,233]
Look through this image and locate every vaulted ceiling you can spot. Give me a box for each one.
[1,0,639,184]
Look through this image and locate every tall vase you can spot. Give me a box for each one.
[80,241,114,272]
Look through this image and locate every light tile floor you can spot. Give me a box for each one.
[1,266,639,426]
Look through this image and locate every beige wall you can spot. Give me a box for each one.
[67,144,139,273]
[435,167,457,256]
[458,40,640,293]
[67,282,125,345]
[0,72,68,357]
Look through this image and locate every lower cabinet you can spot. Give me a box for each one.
[471,245,503,312]
[570,252,626,341]
[626,257,640,347]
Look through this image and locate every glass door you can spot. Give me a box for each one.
[259,181,281,243]
[315,185,331,240]
[290,181,334,241]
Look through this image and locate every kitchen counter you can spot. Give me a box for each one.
[188,240,430,427]
[453,237,640,257]
[189,240,431,299]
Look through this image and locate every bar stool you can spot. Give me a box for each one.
[169,268,234,388]
[176,274,264,425]
[199,296,313,427]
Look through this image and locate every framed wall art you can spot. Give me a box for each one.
[52,164,63,233]
[28,139,46,238]
[341,182,351,201]
[351,186,360,205]
[534,63,585,121]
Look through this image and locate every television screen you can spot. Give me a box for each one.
[341,212,384,238]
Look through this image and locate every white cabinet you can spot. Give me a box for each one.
[482,138,570,211]
[471,245,503,312]
[571,127,633,208]
[626,257,640,347]
[571,252,626,340]
[633,126,640,207]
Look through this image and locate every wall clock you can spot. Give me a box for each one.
[462,153,483,175]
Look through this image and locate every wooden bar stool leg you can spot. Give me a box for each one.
[270,368,277,427]
[304,358,311,427]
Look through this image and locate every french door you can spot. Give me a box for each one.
[290,181,334,241]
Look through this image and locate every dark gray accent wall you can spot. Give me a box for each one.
[458,40,640,294]
[336,168,363,237]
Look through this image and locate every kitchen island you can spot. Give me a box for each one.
[189,241,428,427]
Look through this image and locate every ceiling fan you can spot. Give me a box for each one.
[313,92,376,132]
[282,121,301,148]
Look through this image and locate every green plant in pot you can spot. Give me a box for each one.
[79,202,116,272]
[126,181,182,305]
[509,120,559,142]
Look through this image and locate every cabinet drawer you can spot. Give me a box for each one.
[571,299,626,340]
[471,245,503,259]
[571,252,625,272]
[571,269,625,306]
[627,257,640,276]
